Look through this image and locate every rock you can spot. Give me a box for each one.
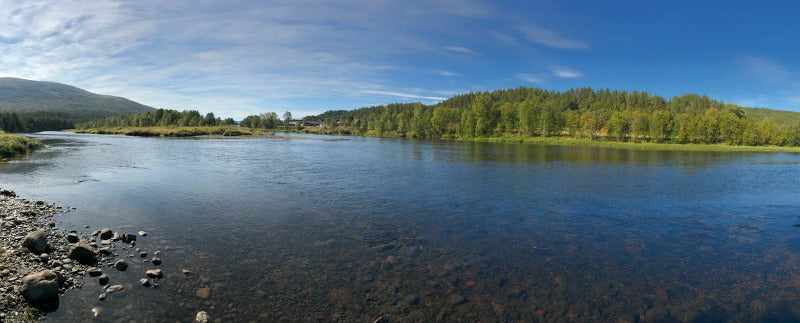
[92,307,101,317]
[447,294,467,305]
[151,257,162,266]
[138,230,147,236]
[98,247,112,256]
[87,267,103,277]
[99,228,113,240]
[68,242,97,265]
[146,269,163,279]
[111,232,121,241]
[195,311,209,323]
[100,239,111,245]
[113,259,128,271]
[1,189,16,197]
[105,284,124,294]
[195,287,210,299]
[121,233,137,243]
[140,278,152,287]
[140,251,148,258]
[19,270,61,303]
[98,274,109,286]
[98,293,107,301]
[39,253,50,263]
[47,220,56,227]
[182,269,192,275]
[23,230,49,255]
[66,232,79,243]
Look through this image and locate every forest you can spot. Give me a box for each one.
[310,87,800,146]
[77,87,800,147]
[78,109,235,128]
[0,112,75,132]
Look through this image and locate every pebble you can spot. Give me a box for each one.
[146,269,163,279]
[138,230,147,236]
[151,257,162,266]
[98,293,107,301]
[448,294,467,305]
[87,267,103,277]
[195,287,211,299]
[195,311,209,323]
[105,284,124,294]
[98,274,109,286]
[114,259,128,271]
[140,278,152,287]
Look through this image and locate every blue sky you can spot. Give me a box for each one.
[1,0,800,119]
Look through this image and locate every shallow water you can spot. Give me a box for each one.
[3,131,800,321]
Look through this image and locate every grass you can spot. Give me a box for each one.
[72,126,256,137]
[0,133,42,160]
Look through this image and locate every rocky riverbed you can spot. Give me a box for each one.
[0,189,206,322]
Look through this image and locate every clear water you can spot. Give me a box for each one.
[3,131,800,321]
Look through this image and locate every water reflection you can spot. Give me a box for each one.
[0,132,799,321]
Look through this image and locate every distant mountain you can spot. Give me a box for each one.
[0,77,154,119]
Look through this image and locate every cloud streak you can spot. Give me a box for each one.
[518,25,588,50]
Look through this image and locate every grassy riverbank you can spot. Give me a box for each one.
[0,133,42,160]
[72,126,255,137]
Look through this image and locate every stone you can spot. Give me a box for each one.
[146,269,163,279]
[151,257,162,266]
[195,311,209,323]
[98,274,109,286]
[111,232,121,241]
[68,242,97,265]
[140,251,147,258]
[98,293,107,301]
[19,270,61,303]
[66,232,79,243]
[87,267,103,277]
[195,287,210,299]
[105,284,124,294]
[447,294,467,305]
[23,230,49,255]
[140,278,152,287]
[182,269,192,275]
[1,189,16,197]
[138,230,147,236]
[98,247,112,256]
[99,228,113,240]
[39,253,50,263]
[121,233,137,243]
[113,259,128,271]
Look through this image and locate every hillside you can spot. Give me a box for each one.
[0,77,153,119]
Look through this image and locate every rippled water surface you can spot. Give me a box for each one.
[3,132,800,321]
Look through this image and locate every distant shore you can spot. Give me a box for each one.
[71,126,254,137]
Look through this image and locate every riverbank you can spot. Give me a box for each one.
[72,126,255,137]
[0,133,42,160]
[0,190,69,321]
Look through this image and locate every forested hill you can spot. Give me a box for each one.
[0,78,153,118]
[313,87,800,146]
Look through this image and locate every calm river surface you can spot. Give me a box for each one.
[3,131,800,321]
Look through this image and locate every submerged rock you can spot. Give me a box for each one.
[146,269,163,279]
[114,259,128,271]
[151,257,162,266]
[195,311,209,323]
[99,228,113,240]
[20,270,62,303]
[195,287,210,299]
[68,241,97,265]
[121,233,137,243]
[23,230,49,255]
[98,274,109,286]
[105,284,124,294]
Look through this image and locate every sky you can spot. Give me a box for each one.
[2,0,800,119]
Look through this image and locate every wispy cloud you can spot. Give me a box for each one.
[361,90,447,101]
[516,73,547,84]
[437,70,459,77]
[551,66,583,78]
[518,25,588,50]
[741,56,791,83]
[443,46,477,54]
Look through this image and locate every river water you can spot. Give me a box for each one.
[3,131,800,321]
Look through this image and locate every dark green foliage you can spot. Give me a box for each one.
[310,87,800,146]
[78,109,223,128]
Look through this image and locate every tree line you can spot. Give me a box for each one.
[310,87,800,146]
[78,109,235,128]
[0,112,75,132]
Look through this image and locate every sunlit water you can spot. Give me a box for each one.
[3,131,800,321]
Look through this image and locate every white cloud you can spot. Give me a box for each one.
[516,73,547,84]
[437,70,459,77]
[551,66,583,78]
[361,90,447,101]
[443,46,477,54]
[518,24,588,50]
[741,56,790,83]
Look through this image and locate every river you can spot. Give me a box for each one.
[3,131,800,321]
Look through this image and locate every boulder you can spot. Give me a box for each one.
[68,242,97,265]
[114,259,128,271]
[145,269,163,279]
[66,232,79,243]
[99,228,113,240]
[23,230,49,255]
[19,270,61,303]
